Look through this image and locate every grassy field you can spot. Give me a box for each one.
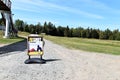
[18,31,30,37]
[1,30,120,55]
[0,31,29,44]
[45,35,120,55]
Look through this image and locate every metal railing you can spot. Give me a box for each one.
[1,0,11,9]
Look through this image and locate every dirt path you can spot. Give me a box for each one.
[0,40,120,80]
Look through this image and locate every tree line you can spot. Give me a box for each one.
[1,19,120,40]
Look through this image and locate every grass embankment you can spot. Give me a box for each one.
[18,31,30,38]
[45,35,120,55]
[0,31,29,44]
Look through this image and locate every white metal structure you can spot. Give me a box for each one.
[0,0,16,38]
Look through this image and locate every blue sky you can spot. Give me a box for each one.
[9,0,120,30]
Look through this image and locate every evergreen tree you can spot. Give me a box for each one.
[51,25,57,36]
[91,29,99,39]
[112,29,120,40]
[47,22,54,35]
[14,19,24,31]
[13,19,120,41]
[35,22,42,34]
[24,24,29,32]
[72,28,79,37]
[72,27,83,37]
[104,29,112,39]
[81,29,86,38]
[64,26,70,37]
[99,31,104,39]
[69,28,73,37]
[42,21,48,34]
[86,27,91,38]
[29,24,35,34]
[57,26,65,36]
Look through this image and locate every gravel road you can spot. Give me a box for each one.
[0,39,120,80]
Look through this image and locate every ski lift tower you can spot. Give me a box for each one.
[0,0,16,38]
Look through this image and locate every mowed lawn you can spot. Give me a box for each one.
[45,35,120,55]
[1,30,120,55]
[0,31,28,44]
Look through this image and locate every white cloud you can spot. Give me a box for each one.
[12,0,104,19]
[80,0,120,13]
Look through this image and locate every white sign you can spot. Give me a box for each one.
[28,36,43,55]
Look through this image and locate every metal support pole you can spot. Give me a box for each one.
[40,55,43,60]
[3,13,9,38]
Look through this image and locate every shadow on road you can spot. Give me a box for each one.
[45,59,61,62]
[24,58,61,64]
[0,39,27,55]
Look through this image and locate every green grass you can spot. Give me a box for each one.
[0,31,28,44]
[1,30,120,55]
[45,35,120,55]
[18,31,30,37]
[0,37,25,44]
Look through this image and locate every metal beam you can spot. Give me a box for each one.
[0,10,11,13]
[0,0,11,11]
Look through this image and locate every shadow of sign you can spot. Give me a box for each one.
[45,59,61,62]
[24,58,61,64]
[0,39,27,55]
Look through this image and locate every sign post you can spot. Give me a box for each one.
[25,34,46,64]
